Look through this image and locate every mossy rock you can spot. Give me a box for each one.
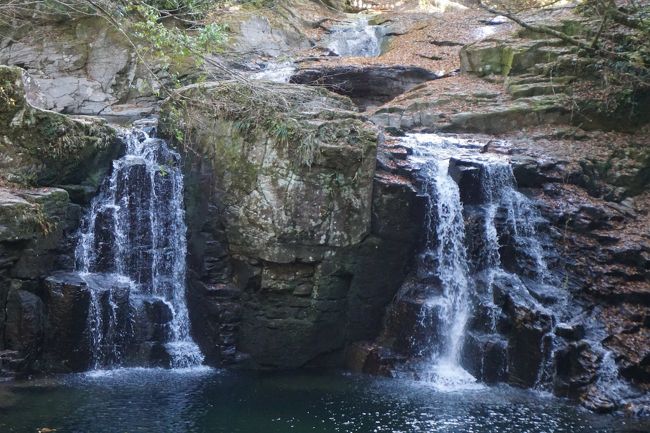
[0,188,69,242]
[0,66,119,188]
[160,81,378,260]
[461,39,576,77]
[460,41,513,76]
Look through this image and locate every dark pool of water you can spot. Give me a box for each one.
[0,368,647,433]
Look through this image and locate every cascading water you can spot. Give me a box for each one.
[477,161,555,336]
[393,134,558,390]
[250,61,296,83]
[477,159,559,389]
[325,17,385,57]
[379,133,640,410]
[413,148,476,387]
[75,127,203,369]
[403,136,479,389]
[481,163,549,280]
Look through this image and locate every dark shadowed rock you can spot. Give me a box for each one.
[554,341,601,399]
[4,290,45,368]
[43,272,93,371]
[290,65,440,110]
[448,158,484,205]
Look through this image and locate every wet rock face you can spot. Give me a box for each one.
[162,83,424,368]
[41,272,183,371]
[4,290,45,368]
[42,273,94,371]
[461,333,508,384]
[290,66,440,110]
[554,341,601,399]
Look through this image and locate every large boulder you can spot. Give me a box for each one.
[162,82,377,262]
[160,81,421,368]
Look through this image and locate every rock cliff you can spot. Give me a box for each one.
[159,81,423,367]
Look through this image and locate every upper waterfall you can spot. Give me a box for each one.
[325,16,386,57]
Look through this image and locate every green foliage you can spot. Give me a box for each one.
[127,3,227,63]
[162,82,336,168]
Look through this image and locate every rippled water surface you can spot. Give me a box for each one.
[0,369,647,433]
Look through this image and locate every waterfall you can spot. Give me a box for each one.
[326,17,385,57]
[420,158,471,364]
[406,136,477,389]
[481,163,549,280]
[75,127,203,369]
[397,133,558,389]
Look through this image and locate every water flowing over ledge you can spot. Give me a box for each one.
[74,127,204,370]
[364,133,637,406]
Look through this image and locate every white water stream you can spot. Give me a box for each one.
[76,129,203,369]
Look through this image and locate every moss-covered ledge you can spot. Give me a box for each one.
[160,81,379,261]
[0,66,119,188]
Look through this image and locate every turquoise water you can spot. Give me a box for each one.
[0,369,647,433]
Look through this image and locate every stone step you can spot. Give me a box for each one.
[507,73,548,84]
[442,95,570,134]
[508,82,567,99]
